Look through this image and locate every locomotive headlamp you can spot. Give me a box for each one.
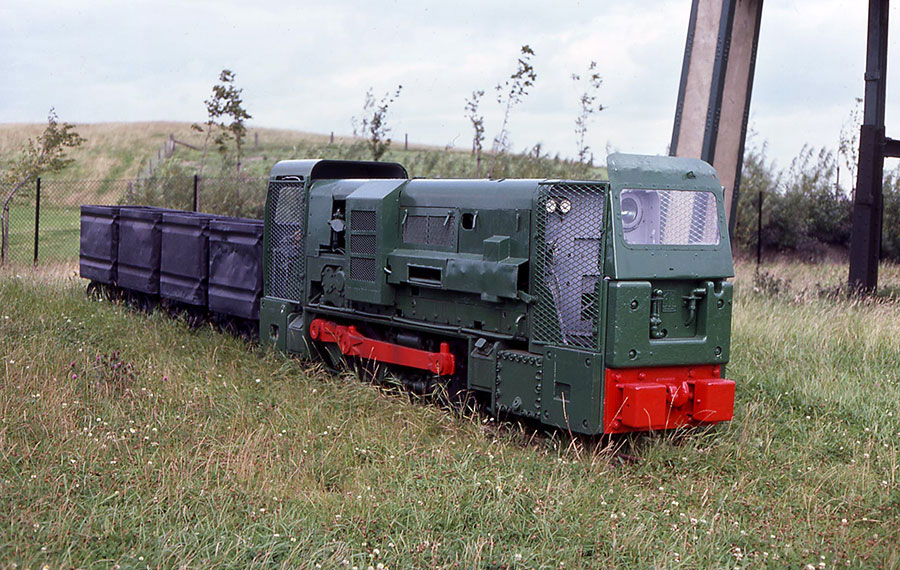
[545,199,557,213]
[620,192,643,230]
[558,198,572,214]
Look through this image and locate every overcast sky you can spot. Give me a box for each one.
[2,0,898,172]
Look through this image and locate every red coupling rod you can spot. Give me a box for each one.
[309,318,456,376]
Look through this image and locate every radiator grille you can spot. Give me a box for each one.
[403,215,428,244]
[351,234,377,255]
[349,209,377,282]
[265,180,307,301]
[352,210,377,231]
[533,182,605,349]
[350,257,377,282]
[427,214,456,247]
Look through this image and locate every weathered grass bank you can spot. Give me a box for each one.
[1,262,898,568]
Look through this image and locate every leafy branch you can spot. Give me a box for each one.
[838,97,862,193]
[192,69,252,176]
[353,86,403,161]
[1,108,84,265]
[464,90,485,176]
[572,61,604,164]
[490,45,537,177]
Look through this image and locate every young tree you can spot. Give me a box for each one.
[353,85,403,161]
[464,90,485,176]
[490,45,537,177]
[838,97,863,194]
[192,69,252,175]
[1,109,84,265]
[572,61,604,164]
[222,74,252,173]
[192,73,226,178]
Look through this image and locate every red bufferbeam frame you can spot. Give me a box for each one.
[603,365,735,433]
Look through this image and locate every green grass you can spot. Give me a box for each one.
[1,261,898,568]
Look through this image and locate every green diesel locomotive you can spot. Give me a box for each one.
[259,153,735,435]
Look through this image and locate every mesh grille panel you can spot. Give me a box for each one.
[265,180,306,301]
[427,214,456,247]
[350,209,378,282]
[623,189,720,245]
[352,210,377,231]
[350,257,377,282]
[351,234,377,255]
[533,182,605,349]
[403,215,428,244]
[403,213,456,247]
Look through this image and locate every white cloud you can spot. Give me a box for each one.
[1,0,897,169]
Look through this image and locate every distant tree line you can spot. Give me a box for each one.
[733,142,900,261]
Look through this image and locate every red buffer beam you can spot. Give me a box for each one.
[309,318,456,376]
[603,365,735,433]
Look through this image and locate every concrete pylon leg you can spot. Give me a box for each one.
[670,0,764,229]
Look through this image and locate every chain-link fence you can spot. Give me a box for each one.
[0,175,267,266]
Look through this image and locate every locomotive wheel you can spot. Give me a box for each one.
[86,281,102,297]
[128,292,157,313]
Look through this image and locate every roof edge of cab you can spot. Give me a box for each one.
[607,153,718,187]
[269,159,408,181]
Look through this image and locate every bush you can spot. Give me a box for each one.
[198,174,267,219]
[881,168,900,260]
[120,161,194,211]
[784,146,850,246]
[120,161,267,218]
[734,143,854,258]
[733,142,780,250]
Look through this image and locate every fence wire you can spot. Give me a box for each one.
[0,176,267,266]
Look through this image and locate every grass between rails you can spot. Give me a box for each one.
[0,262,898,569]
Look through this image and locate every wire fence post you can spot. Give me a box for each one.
[193,175,199,212]
[33,177,41,266]
[756,190,763,271]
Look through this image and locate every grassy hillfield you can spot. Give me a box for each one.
[1,121,605,265]
[0,122,606,185]
[1,260,898,568]
[0,123,348,183]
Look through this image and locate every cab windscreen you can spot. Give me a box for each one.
[620,189,720,246]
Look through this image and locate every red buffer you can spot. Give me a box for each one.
[309,318,456,376]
